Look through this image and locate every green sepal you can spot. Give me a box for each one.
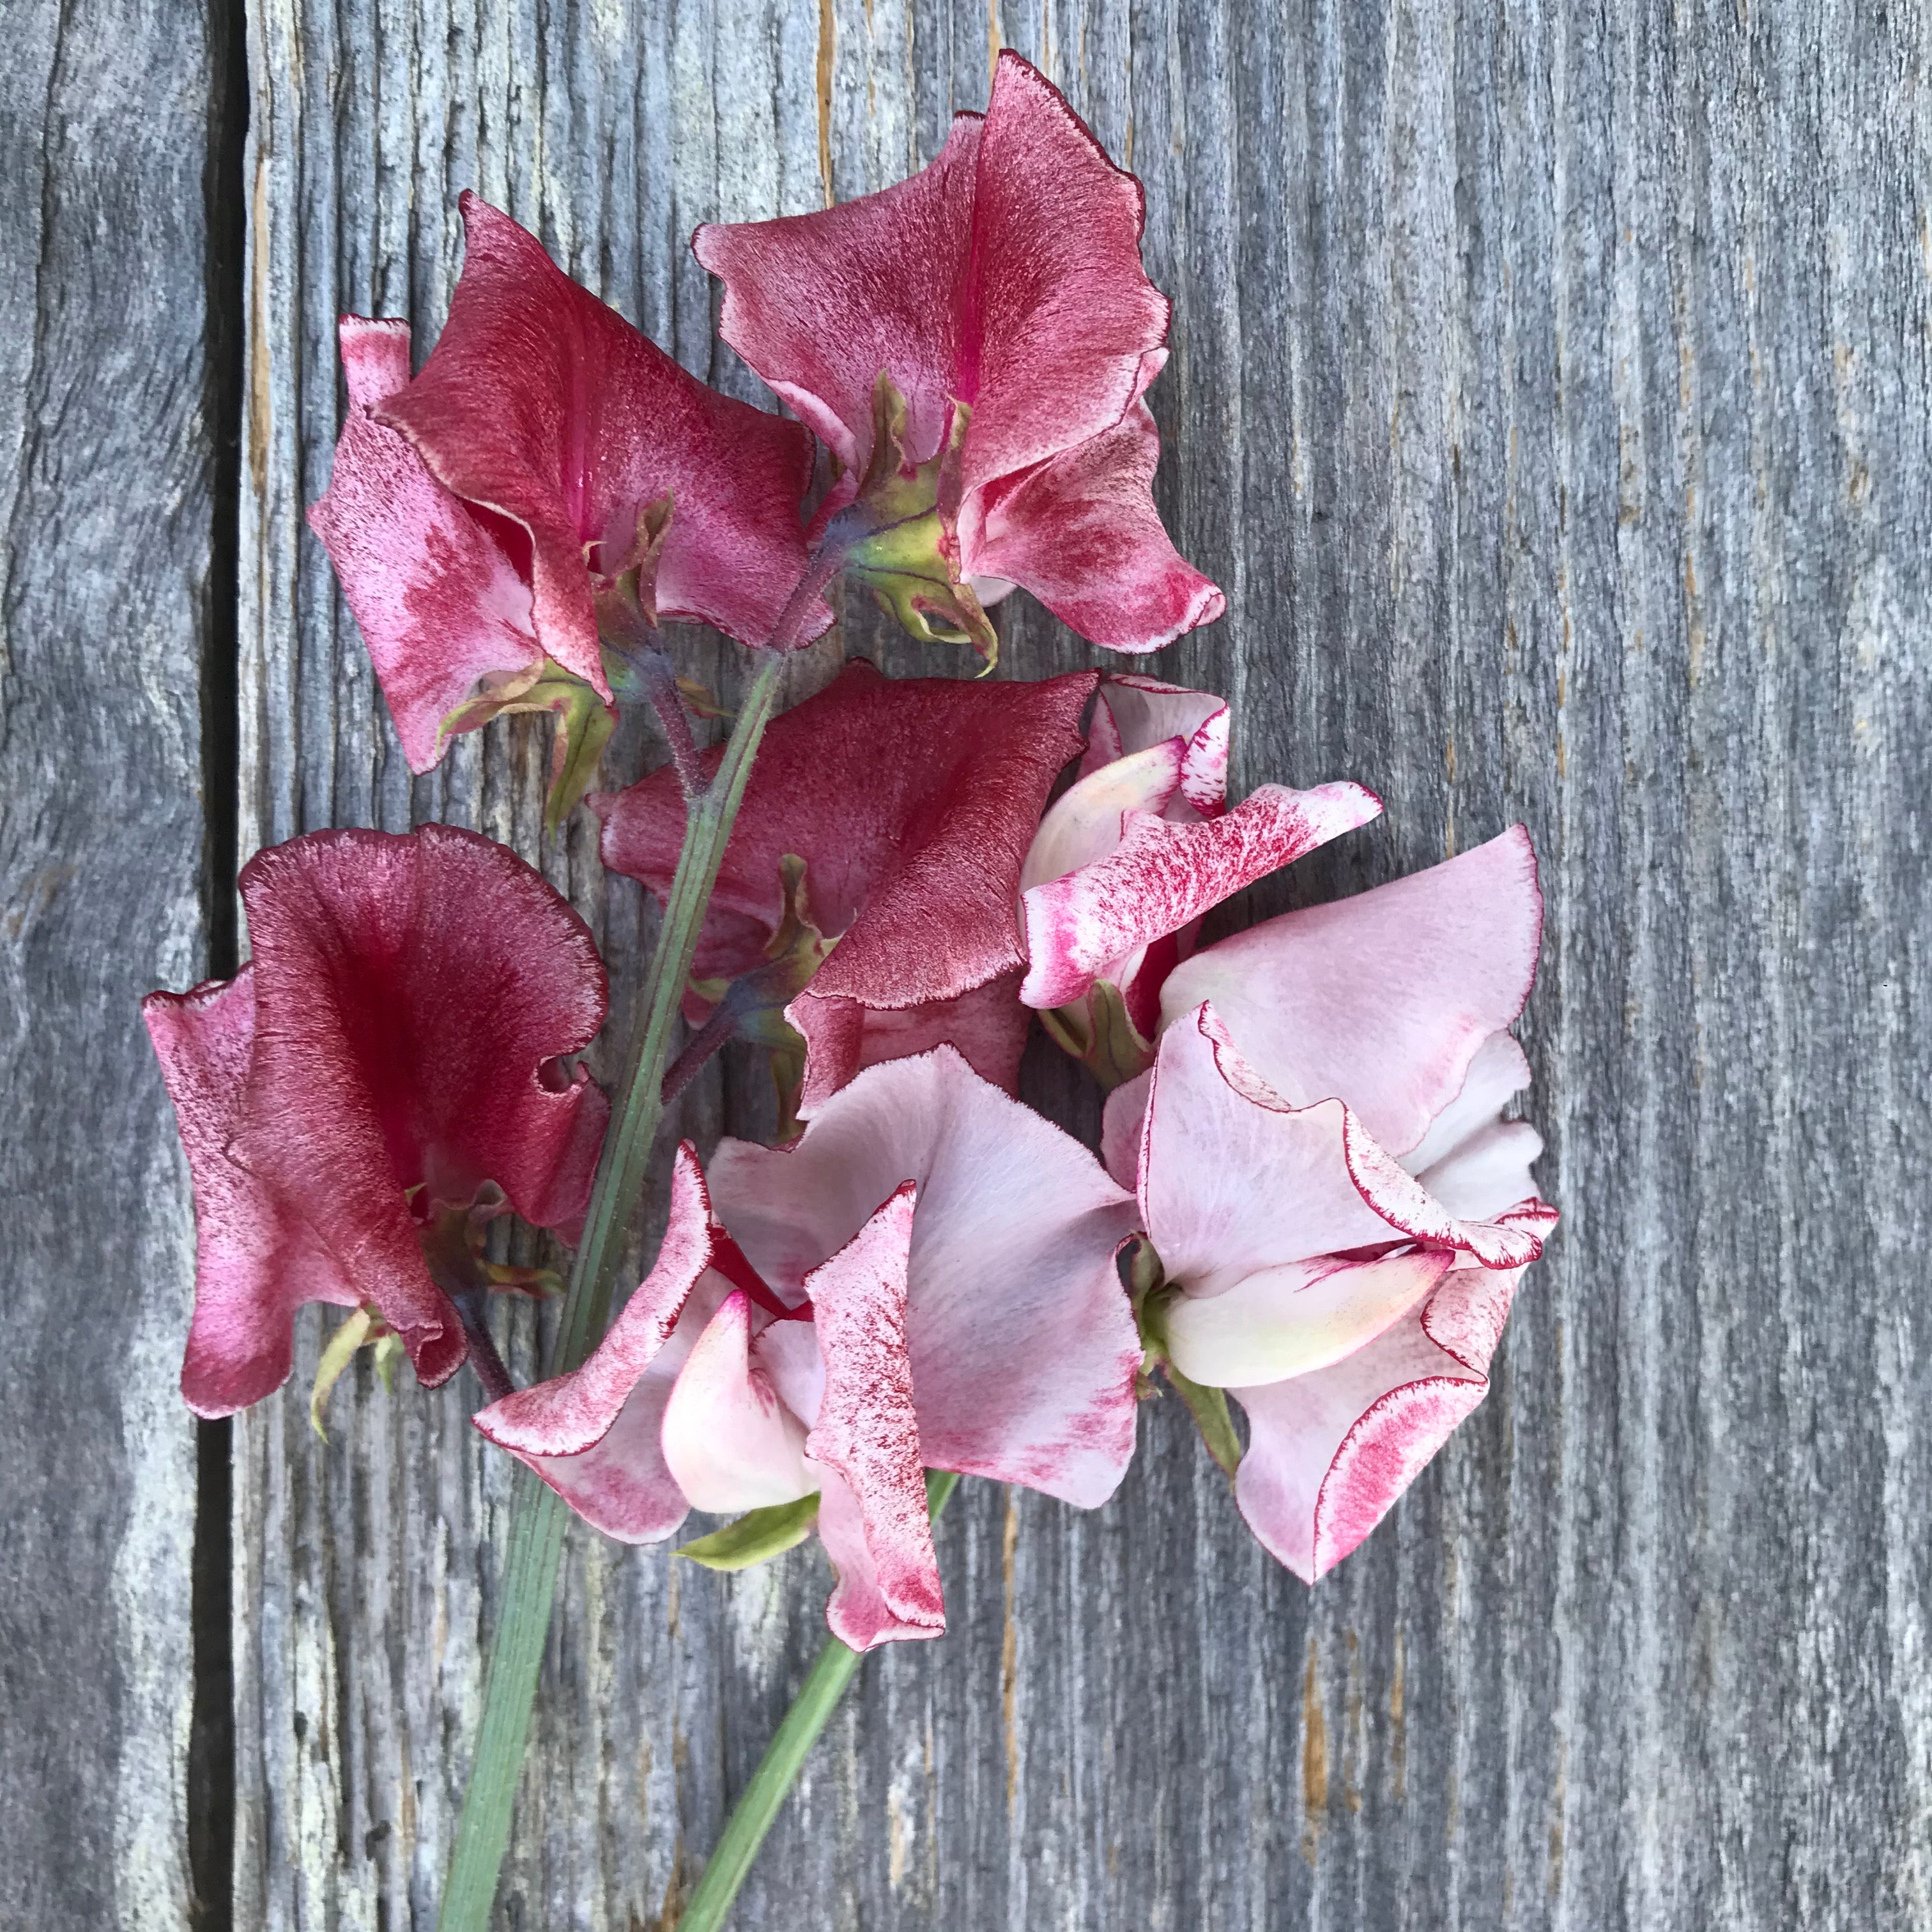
[1164,1361,1245,1483]
[677,1492,821,1572]
[537,673,618,834]
[1041,978,1156,1089]
[310,1305,376,1441]
[372,1331,405,1395]
[846,372,999,667]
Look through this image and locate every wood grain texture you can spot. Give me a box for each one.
[222,1,1932,1928]
[0,2,236,1926]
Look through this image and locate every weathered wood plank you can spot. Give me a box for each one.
[236,1,1932,1928]
[0,1,239,1925]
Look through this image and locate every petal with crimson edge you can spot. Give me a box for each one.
[800,1184,944,1648]
[308,318,543,772]
[229,825,608,1386]
[708,1046,1142,1508]
[381,195,825,679]
[1020,781,1383,1011]
[1077,675,1230,816]
[1231,1206,1555,1581]
[1160,825,1544,1158]
[144,969,361,1418]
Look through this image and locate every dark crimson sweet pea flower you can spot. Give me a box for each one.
[1102,827,1556,1580]
[144,825,609,1417]
[309,195,830,804]
[595,658,1096,1117]
[477,1048,1141,1650]
[693,52,1223,661]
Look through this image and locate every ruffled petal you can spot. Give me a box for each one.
[229,825,609,1385]
[1232,1208,1554,1581]
[1160,826,1544,1158]
[599,660,1092,1108]
[660,1291,815,1514]
[381,195,825,676]
[799,1185,944,1646]
[308,318,542,772]
[709,1047,1141,1506]
[1141,1005,1542,1376]
[1019,740,1184,893]
[960,402,1225,653]
[1078,676,1230,816]
[144,970,360,1417]
[1020,781,1383,1011]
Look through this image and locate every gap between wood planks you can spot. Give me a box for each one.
[190,0,247,1923]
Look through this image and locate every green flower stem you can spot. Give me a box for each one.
[676,1472,962,1932]
[437,650,785,1932]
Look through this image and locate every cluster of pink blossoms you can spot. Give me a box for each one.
[148,54,1552,1653]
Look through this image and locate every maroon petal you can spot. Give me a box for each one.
[381,195,826,677]
[961,403,1225,653]
[229,825,609,1384]
[144,970,361,1417]
[307,318,544,772]
[597,659,1094,1110]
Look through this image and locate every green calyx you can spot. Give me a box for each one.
[1130,1238,1244,1485]
[677,1492,822,1572]
[845,372,999,666]
[1039,978,1158,1089]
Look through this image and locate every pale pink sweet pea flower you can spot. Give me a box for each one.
[693,52,1223,657]
[597,659,1096,1116]
[1103,827,1554,1579]
[309,195,829,778]
[144,827,609,1416]
[477,1048,1142,1649]
[1019,675,1382,1082]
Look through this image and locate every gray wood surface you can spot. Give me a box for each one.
[0,1,240,1926]
[4,0,1926,1924]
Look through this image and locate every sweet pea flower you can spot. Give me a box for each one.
[597,659,1096,1116]
[1103,827,1554,1579]
[693,52,1222,660]
[1020,675,1382,1083]
[144,826,609,1416]
[309,194,829,795]
[477,1048,1141,1649]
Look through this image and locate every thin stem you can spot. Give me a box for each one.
[640,649,708,801]
[450,1292,516,1407]
[675,1473,962,1932]
[437,648,786,1932]
[660,1000,738,1110]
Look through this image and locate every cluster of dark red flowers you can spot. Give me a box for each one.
[149,54,1552,1652]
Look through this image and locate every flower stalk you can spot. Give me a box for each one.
[673,1473,960,1932]
[437,647,786,1932]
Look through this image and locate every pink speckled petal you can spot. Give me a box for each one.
[308,318,543,773]
[800,1184,944,1648]
[1019,740,1184,893]
[1077,677,1230,817]
[709,1047,1142,1507]
[1020,781,1383,1011]
[1162,826,1544,1158]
